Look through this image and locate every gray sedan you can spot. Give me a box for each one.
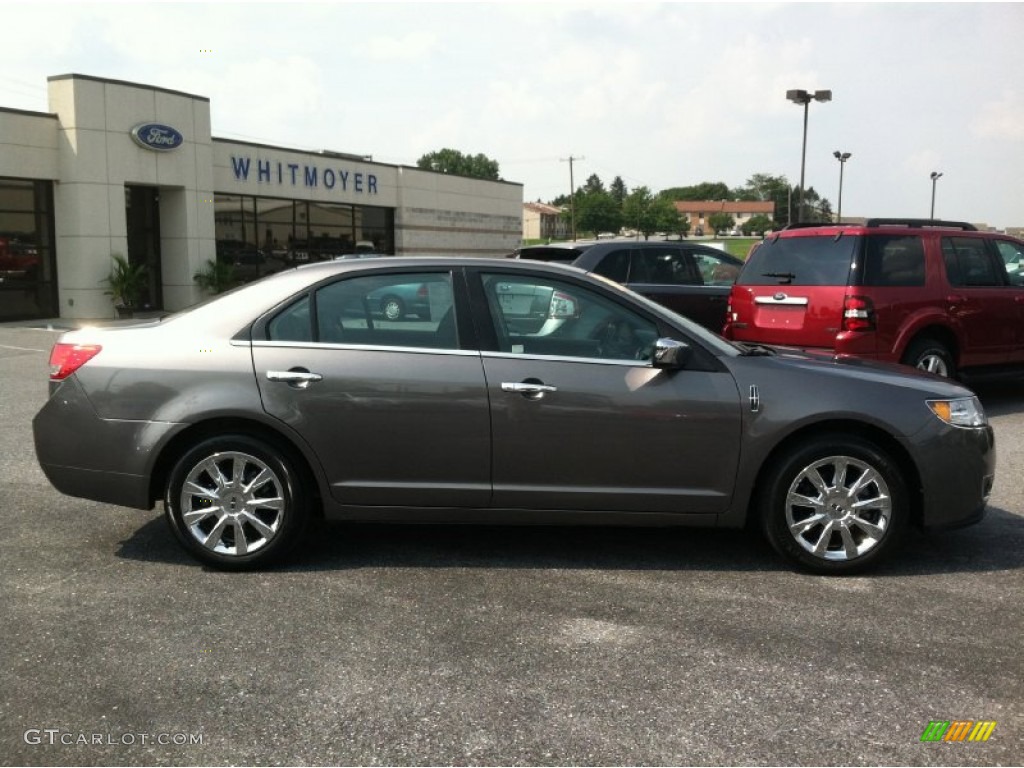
[33,258,995,574]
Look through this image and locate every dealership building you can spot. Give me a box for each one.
[0,73,523,322]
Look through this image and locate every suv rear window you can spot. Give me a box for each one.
[738,235,859,286]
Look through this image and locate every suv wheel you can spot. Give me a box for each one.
[165,435,309,570]
[761,435,908,574]
[902,337,956,378]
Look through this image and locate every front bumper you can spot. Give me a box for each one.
[913,419,995,529]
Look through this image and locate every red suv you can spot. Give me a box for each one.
[723,219,1024,379]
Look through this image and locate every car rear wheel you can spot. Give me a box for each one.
[164,435,308,570]
[761,435,908,574]
[380,295,405,321]
[902,337,956,378]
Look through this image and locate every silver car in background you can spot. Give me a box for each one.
[33,258,995,574]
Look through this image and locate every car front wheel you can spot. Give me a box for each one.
[380,295,405,321]
[761,435,908,574]
[164,434,308,570]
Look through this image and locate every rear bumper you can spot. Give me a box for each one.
[33,377,182,510]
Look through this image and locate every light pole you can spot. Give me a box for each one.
[930,171,943,219]
[833,151,851,222]
[787,89,832,222]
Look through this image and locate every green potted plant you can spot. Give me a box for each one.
[193,258,237,295]
[103,253,148,318]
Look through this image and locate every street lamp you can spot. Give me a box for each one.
[833,151,851,222]
[930,171,943,219]
[787,88,832,222]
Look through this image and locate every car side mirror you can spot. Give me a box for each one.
[652,338,691,369]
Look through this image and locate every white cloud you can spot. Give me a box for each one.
[971,91,1024,141]
[362,32,438,61]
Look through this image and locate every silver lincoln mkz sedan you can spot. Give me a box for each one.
[33,257,995,574]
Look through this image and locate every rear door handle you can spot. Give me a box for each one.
[501,381,557,399]
[266,369,323,389]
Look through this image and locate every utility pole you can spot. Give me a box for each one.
[560,155,584,241]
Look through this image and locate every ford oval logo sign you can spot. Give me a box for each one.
[130,123,184,152]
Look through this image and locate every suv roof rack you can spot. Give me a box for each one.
[781,222,861,230]
[864,218,977,231]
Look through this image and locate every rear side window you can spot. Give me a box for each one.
[591,249,630,282]
[629,247,700,285]
[738,235,858,286]
[861,235,926,286]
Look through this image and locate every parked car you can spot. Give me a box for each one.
[514,241,744,332]
[723,219,1024,379]
[34,257,994,575]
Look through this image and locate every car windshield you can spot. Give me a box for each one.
[738,234,860,286]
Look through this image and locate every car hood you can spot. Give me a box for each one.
[746,345,975,399]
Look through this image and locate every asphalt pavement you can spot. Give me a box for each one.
[1,325,1021,766]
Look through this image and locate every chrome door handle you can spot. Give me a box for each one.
[501,381,558,400]
[266,369,323,389]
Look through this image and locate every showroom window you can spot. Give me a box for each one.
[0,177,57,321]
[214,194,395,284]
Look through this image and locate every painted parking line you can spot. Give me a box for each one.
[0,344,47,353]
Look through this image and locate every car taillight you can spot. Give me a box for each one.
[417,284,429,298]
[842,296,876,332]
[48,343,102,381]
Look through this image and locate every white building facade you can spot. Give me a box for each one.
[0,74,522,321]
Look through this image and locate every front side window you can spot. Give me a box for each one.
[690,250,741,286]
[994,240,1024,286]
[481,273,658,362]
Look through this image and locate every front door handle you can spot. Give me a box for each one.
[266,369,323,389]
[501,381,557,400]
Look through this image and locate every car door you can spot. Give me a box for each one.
[940,237,1019,366]
[251,269,491,508]
[992,238,1024,363]
[471,268,743,515]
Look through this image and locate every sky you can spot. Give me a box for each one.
[1,1,1022,228]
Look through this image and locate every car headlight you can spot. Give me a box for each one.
[927,396,987,428]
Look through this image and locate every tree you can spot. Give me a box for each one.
[659,182,732,201]
[737,173,791,226]
[576,191,622,238]
[609,176,628,207]
[583,173,606,195]
[741,214,774,236]
[709,212,736,235]
[416,148,501,180]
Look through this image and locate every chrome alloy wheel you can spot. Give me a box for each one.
[785,455,892,561]
[180,451,286,557]
[915,353,950,377]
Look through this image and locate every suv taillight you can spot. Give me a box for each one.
[48,343,102,381]
[842,296,876,332]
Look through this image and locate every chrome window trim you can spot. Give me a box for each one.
[250,340,479,357]
[482,351,648,367]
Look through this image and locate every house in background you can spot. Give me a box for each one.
[523,202,570,241]
[673,200,775,233]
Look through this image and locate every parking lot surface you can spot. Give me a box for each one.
[1,325,1021,766]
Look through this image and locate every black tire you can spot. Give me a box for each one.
[760,434,909,575]
[902,337,956,379]
[164,434,309,570]
[380,295,405,321]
